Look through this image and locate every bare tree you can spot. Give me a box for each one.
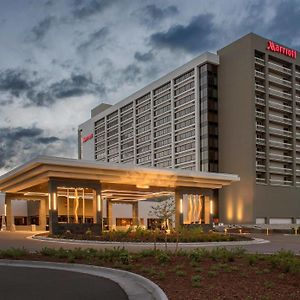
[149,197,175,250]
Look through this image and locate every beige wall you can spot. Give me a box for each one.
[218,33,256,223]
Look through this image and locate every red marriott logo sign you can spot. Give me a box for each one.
[267,40,297,59]
[82,133,93,143]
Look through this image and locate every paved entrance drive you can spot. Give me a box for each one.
[0,265,128,300]
[0,231,300,253]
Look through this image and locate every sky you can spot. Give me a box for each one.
[0,0,300,175]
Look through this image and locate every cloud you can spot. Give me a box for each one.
[72,0,114,19]
[77,27,109,52]
[136,4,178,27]
[134,50,154,62]
[150,14,217,53]
[0,126,67,170]
[0,69,38,98]
[0,126,77,173]
[266,0,300,47]
[48,73,106,99]
[30,16,56,42]
[121,64,141,83]
[0,69,106,107]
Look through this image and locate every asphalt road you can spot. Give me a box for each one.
[0,231,300,253]
[0,265,128,300]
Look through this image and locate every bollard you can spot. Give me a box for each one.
[224,228,227,235]
[295,227,298,235]
[266,228,269,236]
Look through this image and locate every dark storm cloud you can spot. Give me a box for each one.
[72,0,114,19]
[136,4,178,27]
[0,69,37,98]
[30,16,55,42]
[77,27,109,52]
[0,68,106,107]
[0,126,61,169]
[150,14,217,53]
[0,126,77,171]
[49,73,106,99]
[134,51,154,62]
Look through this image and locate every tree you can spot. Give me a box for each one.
[149,197,175,230]
[149,197,175,250]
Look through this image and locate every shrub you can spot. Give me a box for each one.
[207,270,217,277]
[268,250,300,274]
[39,247,57,257]
[175,270,187,277]
[189,248,209,262]
[191,275,201,288]
[247,254,258,266]
[0,247,28,259]
[156,251,171,264]
[191,275,202,282]
[157,271,166,280]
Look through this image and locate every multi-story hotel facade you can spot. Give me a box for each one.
[79,33,300,226]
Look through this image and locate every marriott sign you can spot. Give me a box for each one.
[267,40,297,59]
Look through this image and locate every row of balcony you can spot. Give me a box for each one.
[255,57,300,78]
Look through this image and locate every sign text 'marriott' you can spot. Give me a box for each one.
[82,133,93,143]
[267,40,297,59]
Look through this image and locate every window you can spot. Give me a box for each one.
[154,137,171,148]
[136,93,151,105]
[175,118,195,130]
[154,127,171,138]
[174,69,194,85]
[174,81,195,96]
[121,102,133,113]
[154,115,171,127]
[107,111,118,120]
[174,93,195,108]
[154,93,171,106]
[154,104,171,116]
[154,82,171,95]
[175,105,195,119]
[175,130,195,142]
[175,142,195,153]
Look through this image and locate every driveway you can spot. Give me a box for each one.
[0,231,300,253]
[0,265,128,300]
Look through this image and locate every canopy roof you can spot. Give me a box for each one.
[0,156,240,200]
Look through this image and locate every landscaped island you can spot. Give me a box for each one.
[0,247,299,299]
[47,227,251,243]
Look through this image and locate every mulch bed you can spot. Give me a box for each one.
[2,251,300,300]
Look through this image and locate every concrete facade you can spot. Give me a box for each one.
[79,33,300,225]
[218,33,300,224]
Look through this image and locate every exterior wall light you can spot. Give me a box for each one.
[180,198,183,214]
[48,194,51,210]
[136,184,149,189]
[97,194,101,212]
[53,192,57,210]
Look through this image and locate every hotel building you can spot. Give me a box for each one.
[79,33,300,225]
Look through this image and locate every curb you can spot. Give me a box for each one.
[0,259,168,300]
[30,235,270,247]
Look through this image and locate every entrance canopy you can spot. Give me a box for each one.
[0,156,239,197]
[0,156,239,233]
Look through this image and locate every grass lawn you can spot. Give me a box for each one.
[1,247,300,299]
